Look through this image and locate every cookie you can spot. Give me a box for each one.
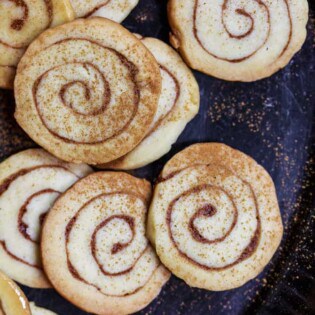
[148,143,283,291]
[41,172,170,315]
[70,0,138,22]
[0,271,31,315]
[29,303,57,315]
[168,0,309,81]
[101,36,200,170]
[14,18,161,165]
[0,0,74,89]
[0,149,92,288]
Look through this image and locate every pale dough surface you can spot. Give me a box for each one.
[102,36,199,170]
[70,0,138,22]
[148,143,283,290]
[14,18,161,164]
[168,0,309,81]
[30,302,57,315]
[42,172,170,315]
[0,0,74,89]
[0,149,92,288]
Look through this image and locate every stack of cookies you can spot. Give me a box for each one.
[0,145,283,314]
[13,16,200,167]
[0,0,309,314]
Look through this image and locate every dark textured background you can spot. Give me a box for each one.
[0,1,314,314]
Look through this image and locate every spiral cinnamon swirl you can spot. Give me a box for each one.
[41,172,170,315]
[168,0,309,81]
[70,0,139,22]
[0,271,31,315]
[101,36,200,170]
[0,0,74,89]
[14,18,161,165]
[148,143,283,290]
[0,149,92,288]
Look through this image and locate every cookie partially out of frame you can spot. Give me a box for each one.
[14,18,161,165]
[30,302,58,315]
[168,0,309,81]
[0,149,92,288]
[0,0,74,89]
[0,271,31,315]
[70,0,138,22]
[148,143,283,291]
[41,172,170,315]
[101,36,199,170]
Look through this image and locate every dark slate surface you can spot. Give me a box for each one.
[0,1,314,314]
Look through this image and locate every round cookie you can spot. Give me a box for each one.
[148,143,283,291]
[70,0,138,22]
[0,0,74,89]
[41,172,170,315]
[0,149,92,288]
[0,271,31,315]
[101,36,200,170]
[30,302,58,315]
[168,0,309,81]
[14,18,161,165]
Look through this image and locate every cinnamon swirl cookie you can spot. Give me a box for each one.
[102,36,199,170]
[0,271,31,315]
[14,18,161,165]
[41,172,170,315]
[29,303,58,315]
[168,0,309,81]
[0,0,74,89]
[0,149,92,288]
[70,0,138,22]
[148,143,283,291]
